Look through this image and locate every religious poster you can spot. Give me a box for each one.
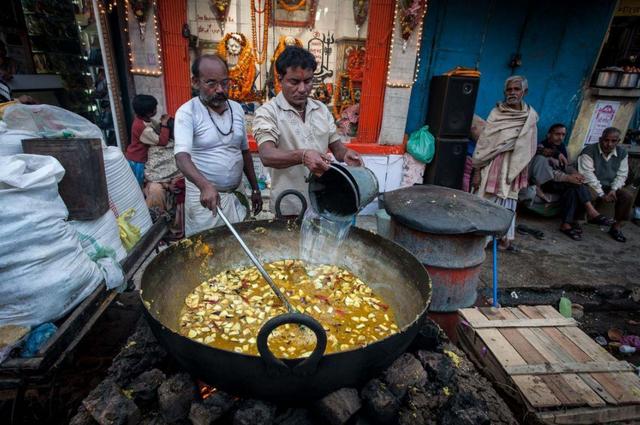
[584,100,621,146]
[128,1,162,76]
[274,0,318,28]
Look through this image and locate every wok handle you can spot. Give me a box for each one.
[257,312,327,376]
[274,190,307,224]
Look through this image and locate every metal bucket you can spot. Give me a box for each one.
[308,163,379,220]
[390,220,484,312]
[21,138,109,220]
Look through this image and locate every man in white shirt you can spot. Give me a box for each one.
[253,46,362,216]
[578,127,632,242]
[174,54,262,236]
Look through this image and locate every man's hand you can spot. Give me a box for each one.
[200,183,220,213]
[558,153,568,168]
[470,168,481,191]
[303,150,331,176]
[343,149,363,166]
[542,148,554,157]
[160,114,170,126]
[251,190,263,215]
[17,95,37,105]
[566,173,585,185]
[603,190,617,203]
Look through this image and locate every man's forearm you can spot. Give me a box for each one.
[242,150,259,190]
[258,142,305,169]
[175,152,215,191]
[329,141,348,162]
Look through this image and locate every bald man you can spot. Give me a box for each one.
[174,54,262,236]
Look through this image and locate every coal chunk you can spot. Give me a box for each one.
[189,390,236,425]
[314,387,362,425]
[108,320,167,386]
[360,379,400,424]
[416,351,456,387]
[233,399,276,425]
[127,368,166,403]
[410,318,446,351]
[382,353,428,398]
[69,405,97,425]
[274,408,313,425]
[397,387,435,425]
[82,378,141,425]
[439,391,490,425]
[157,373,197,423]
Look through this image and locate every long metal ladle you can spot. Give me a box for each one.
[216,206,296,313]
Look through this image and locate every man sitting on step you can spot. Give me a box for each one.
[578,127,633,243]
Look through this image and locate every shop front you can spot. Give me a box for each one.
[0,0,124,146]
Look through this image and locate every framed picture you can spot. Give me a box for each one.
[274,0,318,28]
[335,37,365,75]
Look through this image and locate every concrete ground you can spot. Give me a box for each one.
[355,209,640,294]
[478,210,640,291]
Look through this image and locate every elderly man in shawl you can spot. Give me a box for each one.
[471,76,538,251]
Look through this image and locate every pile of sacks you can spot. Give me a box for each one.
[0,104,153,343]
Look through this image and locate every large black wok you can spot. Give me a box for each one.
[140,220,431,400]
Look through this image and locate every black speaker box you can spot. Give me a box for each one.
[426,75,479,138]
[423,137,468,189]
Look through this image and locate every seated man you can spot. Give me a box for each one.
[578,127,633,243]
[528,123,609,241]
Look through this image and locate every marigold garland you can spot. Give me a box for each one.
[251,0,270,65]
[217,33,257,102]
[277,0,306,12]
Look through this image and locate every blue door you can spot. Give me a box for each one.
[405,0,616,139]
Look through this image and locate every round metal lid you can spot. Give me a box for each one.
[383,185,514,235]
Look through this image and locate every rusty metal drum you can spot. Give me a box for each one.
[384,185,513,312]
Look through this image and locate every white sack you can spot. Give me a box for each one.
[70,210,127,262]
[0,155,103,327]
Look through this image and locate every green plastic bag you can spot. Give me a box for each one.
[407,125,435,164]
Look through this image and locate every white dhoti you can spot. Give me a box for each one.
[185,180,247,237]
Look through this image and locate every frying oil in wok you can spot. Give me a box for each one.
[178,260,398,359]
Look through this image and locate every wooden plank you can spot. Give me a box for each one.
[511,375,562,408]
[468,318,577,328]
[505,362,634,375]
[483,307,572,407]
[533,305,640,406]
[493,307,586,407]
[537,404,640,424]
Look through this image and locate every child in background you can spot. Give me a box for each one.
[125,94,170,186]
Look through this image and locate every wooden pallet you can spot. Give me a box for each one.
[458,305,640,424]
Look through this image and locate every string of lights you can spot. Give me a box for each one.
[386,0,427,89]
[120,0,163,76]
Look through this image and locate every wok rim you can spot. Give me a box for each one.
[139,219,432,362]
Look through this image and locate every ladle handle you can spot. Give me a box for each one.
[257,313,327,376]
[216,206,295,313]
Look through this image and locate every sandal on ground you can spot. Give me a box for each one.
[560,227,582,241]
[516,224,545,240]
[571,223,583,234]
[609,227,627,243]
[587,214,614,226]
[498,244,521,253]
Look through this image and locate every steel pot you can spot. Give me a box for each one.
[594,70,621,88]
[618,72,639,88]
[140,220,432,401]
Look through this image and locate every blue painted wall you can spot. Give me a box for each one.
[405,0,617,139]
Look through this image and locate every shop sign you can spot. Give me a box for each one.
[584,100,621,146]
[616,0,640,16]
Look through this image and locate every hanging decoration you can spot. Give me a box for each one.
[123,0,163,76]
[386,0,427,88]
[210,0,232,33]
[269,36,304,95]
[399,0,425,51]
[277,0,307,12]
[250,0,271,65]
[274,0,318,28]
[131,0,151,40]
[352,0,369,34]
[217,33,258,101]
